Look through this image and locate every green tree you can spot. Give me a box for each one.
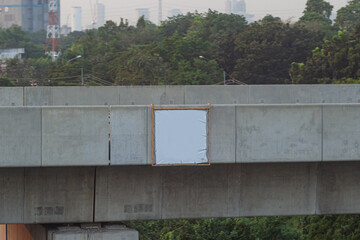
[335,0,360,31]
[298,0,335,36]
[232,16,323,84]
[290,25,360,84]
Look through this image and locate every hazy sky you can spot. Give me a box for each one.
[60,0,349,28]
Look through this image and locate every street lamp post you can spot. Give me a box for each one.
[67,55,84,85]
[199,56,226,85]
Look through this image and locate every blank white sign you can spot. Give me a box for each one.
[154,109,208,165]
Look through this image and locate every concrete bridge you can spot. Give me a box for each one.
[1,85,360,238]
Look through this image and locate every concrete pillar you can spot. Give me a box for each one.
[47,225,139,240]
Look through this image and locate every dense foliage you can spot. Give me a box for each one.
[125,215,360,240]
[1,0,360,86]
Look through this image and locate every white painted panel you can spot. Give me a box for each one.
[154,110,208,165]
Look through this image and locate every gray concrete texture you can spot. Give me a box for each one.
[323,105,360,161]
[0,167,95,224]
[2,104,360,166]
[236,105,322,163]
[3,85,359,106]
[94,163,323,221]
[0,107,42,167]
[0,87,23,106]
[42,107,109,166]
[110,106,150,165]
[2,163,360,223]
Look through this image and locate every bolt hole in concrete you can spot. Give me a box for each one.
[153,109,209,165]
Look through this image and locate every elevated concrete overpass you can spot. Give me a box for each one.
[1,85,360,226]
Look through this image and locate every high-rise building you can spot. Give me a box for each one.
[136,8,150,21]
[227,0,254,22]
[232,0,246,14]
[71,6,82,31]
[95,2,105,28]
[0,0,50,32]
[225,0,231,14]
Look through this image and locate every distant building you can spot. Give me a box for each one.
[168,9,182,18]
[95,2,105,28]
[0,48,25,60]
[60,24,71,35]
[227,0,254,23]
[0,0,51,32]
[71,6,82,31]
[225,0,231,14]
[136,8,150,21]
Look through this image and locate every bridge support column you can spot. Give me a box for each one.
[47,225,139,240]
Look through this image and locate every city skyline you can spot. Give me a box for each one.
[60,0,349,28]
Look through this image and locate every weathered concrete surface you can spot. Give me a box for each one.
[240,163,316,216]
[24,167,94,223]
[317,162,360,214]
[25,87,53,106]
[185,85,248,104]
[95,166,162,221]
[248,85,360,104]
[110,106,149,165]
[95,163,316,221]
[52,87,120,106]
[47,226,138,240]
[210,105,236,163]
[236,105,322,163]
[0,107,41,167]
[42,107,109,166]
[25,87,120,106]
[323,105,360,161]
[0,87,23,106]
[0,168,24,224]
[119,86,185,105]
[3,162,360,223]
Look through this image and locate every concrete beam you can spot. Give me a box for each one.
[317,162,360,214]
[0,87,23,106]
[94,163,317,221]
[0,107,41,167]
[236,105,322,163]
[24,167,94,223]
[42,107,109,166]
[240,163,316,216]
[118,86,185,105]
[185,85,248,104]
[210,105,236,163]
[248,85,360,104]
[25,87,120,106]
[110,106,150,165]
[0,168,24,224]
[323,105,360,161]
[51,86,120,106]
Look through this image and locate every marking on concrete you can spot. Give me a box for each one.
[34,206,64,216]
[124,204,153,213]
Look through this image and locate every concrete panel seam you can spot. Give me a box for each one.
[321,106,323,162]
[92,167,97,222]
[314,162,320,215]
[40,107,43,166]
[23,168,26,223]
[146,106,149,165]
[108,106,111,165]
[235,106,237,163]
[23,87,26,106]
